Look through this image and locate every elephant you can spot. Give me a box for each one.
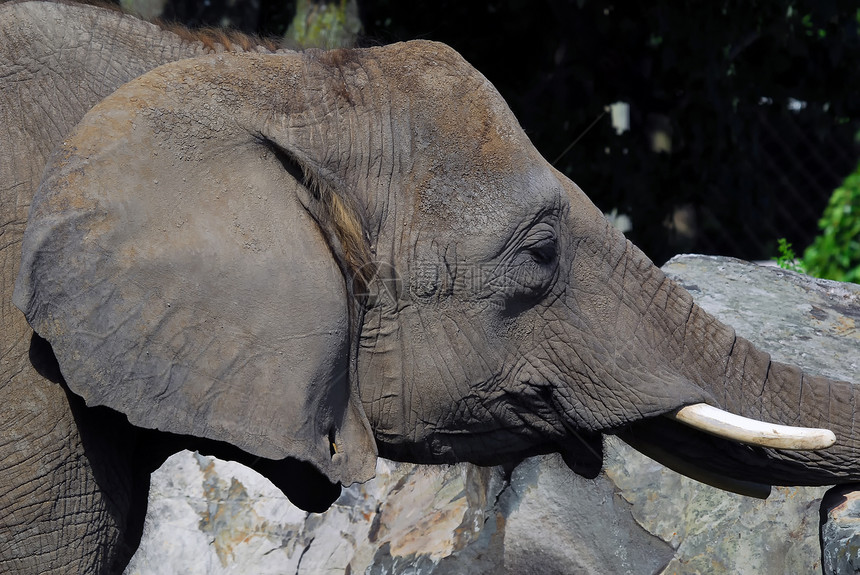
[1,1,858,573]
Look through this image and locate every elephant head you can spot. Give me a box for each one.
[13,41,858,499]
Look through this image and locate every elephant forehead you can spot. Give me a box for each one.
[410,66,536,175]
[354,40,539,171]
[413,160,563,235]
[367,44,556,229]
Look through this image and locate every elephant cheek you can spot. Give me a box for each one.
[357,321,405,441]
[358,300,504,458]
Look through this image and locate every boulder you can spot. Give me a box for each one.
[821,485,860,575]
[126,255,860,574]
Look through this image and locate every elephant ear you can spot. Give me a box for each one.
[13,54,377,485]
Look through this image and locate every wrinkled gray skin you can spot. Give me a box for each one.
[2,1,859,574]
[0,1,280,573]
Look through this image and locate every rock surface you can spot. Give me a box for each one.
[126,255,860,575]
[821,486,860,575]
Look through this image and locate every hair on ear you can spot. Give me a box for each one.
[73,0,282,53]
[317,48,363,69]
[259,136,374,297]
[70,0,124,12]
[316,49,364,106]
[299,164,375,295]
[158,22,281,53]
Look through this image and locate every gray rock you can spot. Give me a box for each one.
[821,486,860,574]
[126,256,860,574]
[126,455,497,574]
[663,255,858,383]
[491,454,674,575]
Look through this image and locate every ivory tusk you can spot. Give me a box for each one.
[668,403,837,451]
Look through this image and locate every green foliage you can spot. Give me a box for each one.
[284,0,361,49]
[773,238,806,273]
[802,166,860,282]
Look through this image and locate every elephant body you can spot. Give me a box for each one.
[0,2,278,571]
[1,2,859,574]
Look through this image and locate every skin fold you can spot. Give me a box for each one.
[0,1,314,572]
[1,1,858,573]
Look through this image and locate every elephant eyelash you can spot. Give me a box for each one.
[489,231,559,307]
[493,206,560,258]
[525,237,558,266]
[258,136,374,294]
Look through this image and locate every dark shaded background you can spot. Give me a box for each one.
[146,0,860,265]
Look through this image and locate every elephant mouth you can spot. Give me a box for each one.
[616,402,836,498]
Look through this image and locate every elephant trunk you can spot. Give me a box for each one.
[614,238,859,486]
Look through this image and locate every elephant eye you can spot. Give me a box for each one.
[502,230,559,301]
[526,237,558,266]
